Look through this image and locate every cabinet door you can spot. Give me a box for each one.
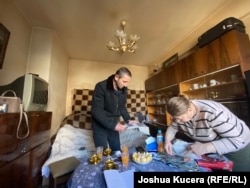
[191,30,250,78]
[222,30,250,72]
[0,112,52,188]
[177,55,197,81]
[153,71,165,90]
[145,77,154,92]
[29,140,50,188]
[206,30,249,70]
[145,71,164,91]
[28,112,52,149]
[208,38,232,70]
[220,30,242,66]
[0,152,30,188]
[0,113,20,155]
[193,45,217,76]
[162,63,179,86]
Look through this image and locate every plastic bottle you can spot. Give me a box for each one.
[156,129,164,153]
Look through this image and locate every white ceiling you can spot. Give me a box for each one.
[13,0,227,67]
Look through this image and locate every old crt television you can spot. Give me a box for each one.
[0,73,48,111]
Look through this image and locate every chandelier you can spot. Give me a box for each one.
[107,20,140,54]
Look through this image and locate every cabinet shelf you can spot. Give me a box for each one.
[147,121,167,127]
[149,112,166,116]
[146,84,179,125]
[212,96,248,102]
[147,104,166,106]
[182,79,244,94]
[180,65,246,100]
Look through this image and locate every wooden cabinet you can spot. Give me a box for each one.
[176,30,250,81]
[193,45,217,75]
[145,63,181,92]
[179,64,246,100]
[146,84,179,125]
[145,30,250,127]
[0,152,30,187]
[29,139,50,188]
[145,76,154,92]
[0,112,52,188]
[162,63,181,86]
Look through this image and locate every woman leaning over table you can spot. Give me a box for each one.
[164,95,250,171]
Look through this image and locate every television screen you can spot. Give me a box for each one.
[0,73,49,112]
[32,79,48,104]
[23,74,49,111]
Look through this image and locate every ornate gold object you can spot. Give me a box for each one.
[88,154,101,164]
[107,20,140,54]
[103,158,119,170]
[103,148,112,156]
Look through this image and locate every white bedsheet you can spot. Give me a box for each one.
[42,124,96,178]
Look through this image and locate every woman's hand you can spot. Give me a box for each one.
[164,141,173,155]
[189,141,216,155]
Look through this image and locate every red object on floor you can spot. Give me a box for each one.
[196,155,233,171]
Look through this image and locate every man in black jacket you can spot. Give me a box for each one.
[91,67,138,151]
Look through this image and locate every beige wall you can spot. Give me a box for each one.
[0,0,31,84]
[27,27,52,80]
[66,60,148,114]
[27,27,69,134]
[48,31,69,134]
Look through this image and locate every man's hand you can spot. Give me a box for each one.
[114,122,127,132]
[128,120,139,125]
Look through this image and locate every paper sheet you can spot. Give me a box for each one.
[104,169,134,188]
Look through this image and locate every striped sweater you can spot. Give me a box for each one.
[167,99,250,155]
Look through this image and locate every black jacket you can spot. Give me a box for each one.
[91,74,131,130]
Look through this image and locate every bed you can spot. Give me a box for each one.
[41,89,150,179]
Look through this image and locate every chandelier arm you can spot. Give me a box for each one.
[127,49,135,53]
[110,46,120,51]
[117,36,123,46]
[127,40,136,48]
